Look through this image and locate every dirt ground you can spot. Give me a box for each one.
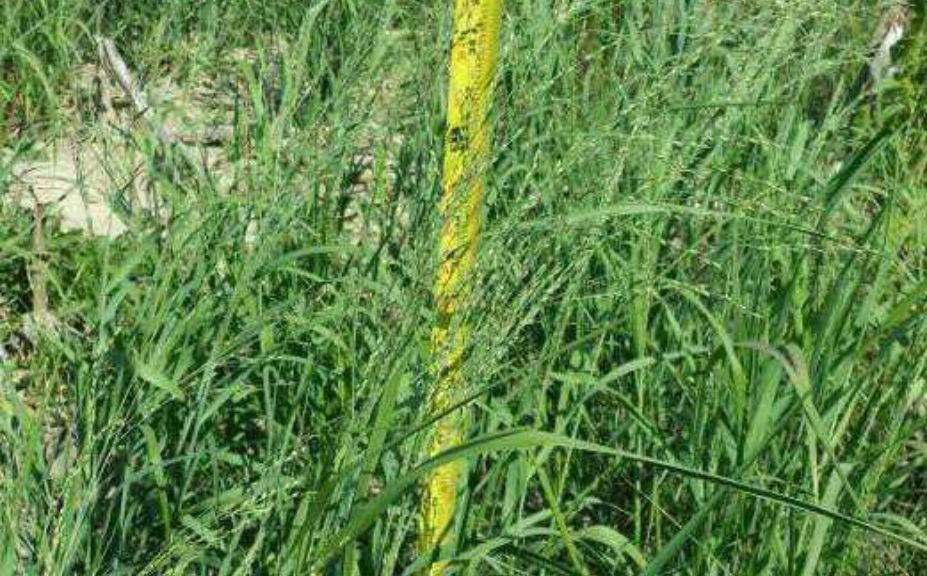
[4,54,235,238]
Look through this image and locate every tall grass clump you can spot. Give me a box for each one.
[1,1,924,574]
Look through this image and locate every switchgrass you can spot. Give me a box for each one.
[1,1,925,574]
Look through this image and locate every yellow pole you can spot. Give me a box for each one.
[421,0,504,573]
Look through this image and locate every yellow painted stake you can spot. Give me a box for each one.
[421,0,504,573]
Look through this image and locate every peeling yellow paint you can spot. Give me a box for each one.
[420,1,504,574]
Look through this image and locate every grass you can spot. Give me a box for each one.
[1,0,926,574]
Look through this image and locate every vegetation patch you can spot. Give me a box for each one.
[1,1,924,574]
